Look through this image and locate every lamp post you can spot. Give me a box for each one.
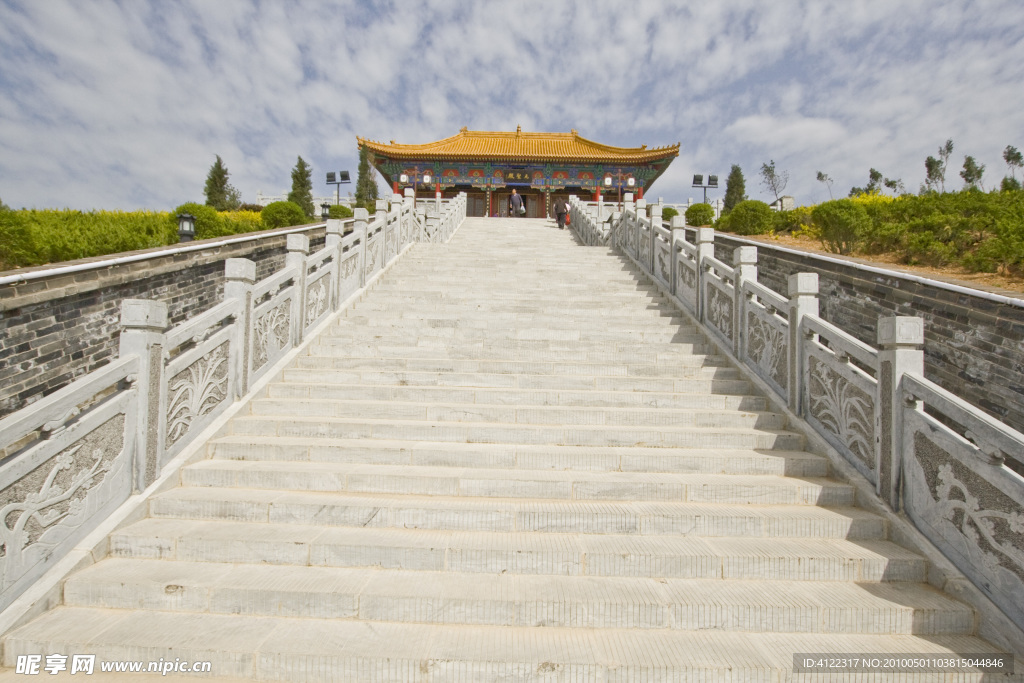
[176,213,195,243]
[604,169,636,211]
[326,171,351,205]
[691,174,719,204]
[320,202,330,222]
[400,167,431,208]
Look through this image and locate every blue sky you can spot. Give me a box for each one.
[1,0,1022,210]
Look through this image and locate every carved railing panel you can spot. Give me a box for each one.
[901,372,1024,631]
[744,300,789,397]
[652,226,672,291]
[802,316,879,483]
[0,358,137,612]
[702,257,735,346]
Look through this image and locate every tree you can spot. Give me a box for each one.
[203,155,241,211]
[722,164,746,214]
[684,203,715,227]
[816,171,834,199]
[937,138,954,192]
[1004,145,1023,180]
[355,144,380,211]
[288,156,315,217]
[849,168,883,196]
[960,155,985,190]
[759,160,788,202]
[924,156,943,193]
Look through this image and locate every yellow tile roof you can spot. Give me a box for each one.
[358,127,679,164]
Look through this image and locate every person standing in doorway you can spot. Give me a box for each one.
[552,196,568,230]
[508,189,523,218]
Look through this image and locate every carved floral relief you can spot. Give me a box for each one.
[808,356,874,468]
[166,342,229,447]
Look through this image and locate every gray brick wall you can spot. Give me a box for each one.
[0,226,327,420]
[714,234,1024,435]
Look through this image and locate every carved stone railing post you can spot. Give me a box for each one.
[118,299,168,492]
[352,208,369,285]
[877,315,925,511]
[224,258,255,398]
[285,234,309,345]
[417,207,427,242]
[634,199,646,256]
[733,246,758,359]
[325,219,346,310]
[670,215,686,297]
[788,273,819,414]
[649,204,662,273]
[374,198,388,260]
[695,227,715,323]
[426,213,440,243]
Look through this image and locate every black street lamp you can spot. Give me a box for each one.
[692,174,719,204]
[176,213,196,243]
[321,202,331,221]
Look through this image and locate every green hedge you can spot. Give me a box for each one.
[717,200,773,235]
[261,201,308,229]
[684,203,715,227]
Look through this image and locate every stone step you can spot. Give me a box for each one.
[247,398,788,430]
[109,518,927,581]
[292,354,729,374]
[228,415,807,450]
[62,560,973,634]
[206,437,830,477]
[9,609,1006,682]
[150,487,874,537]
[279,368,750,393]
[347,301,684,317]
[267,382,768,411]
[340,310,691,326]
[174,461,851,506]
[319,326,695,344]
[309,338,713,359]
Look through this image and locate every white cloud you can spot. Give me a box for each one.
[0,0,1022,210]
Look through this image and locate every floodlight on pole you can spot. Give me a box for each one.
[692,173,718,203]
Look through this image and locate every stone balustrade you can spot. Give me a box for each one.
[569,194,1024,634]
[0,193,467,613]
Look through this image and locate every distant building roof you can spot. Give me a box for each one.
[357,126,680,165]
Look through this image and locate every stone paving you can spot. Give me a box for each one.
[2,217,1017,681]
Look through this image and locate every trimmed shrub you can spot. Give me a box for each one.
[684,203,715,227]
[261,201,307,229]
[237,202,265,213]
[811,199,870,255]
[719,200,773,235]
[772,205,814,234]
[0,204,33,270]
[661,206,679,222]
[219,210,263,235]
[329,204,354,219]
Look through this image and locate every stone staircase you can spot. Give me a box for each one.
[2,218,1009,680]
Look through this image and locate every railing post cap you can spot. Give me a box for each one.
[375,199,389,212]
[121,299,168,330]
[353,208,370,221]
[649,204,663,216]
[733,245,758,265]
[391,193,403,202]
[696,227,715,243]
[878,315,924,347]
[326,218,346,235]
[286,233,309,253]
[635,198,647,211]
[225,258,256,282]
[670,215,686,229]
[788,272,819,296]
[403,188,415,198]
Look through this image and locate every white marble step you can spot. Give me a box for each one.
[108,518,927,581]
[205,437,829,477]
[228,415,806,450]
[173,461,853,506]
[62,560,973,634]
[293,354,728,374]
[11,609,1011,682]
[149,487,875,537]
[246,398,788,430]
[279,368,749,393]
[266,382,766,410]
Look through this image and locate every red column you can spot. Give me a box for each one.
[392,181,400,194]
[637,185,644,200]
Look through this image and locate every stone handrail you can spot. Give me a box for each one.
[572,195,1024,634]
[0,193,467,613]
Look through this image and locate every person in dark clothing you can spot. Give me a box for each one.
[552,196,568,229]
[508,189,523,217]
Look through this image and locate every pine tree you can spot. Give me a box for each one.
[288,156,315,217]
[354,144,380,211]
[204,155,241,210]
[722,165,746,214]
